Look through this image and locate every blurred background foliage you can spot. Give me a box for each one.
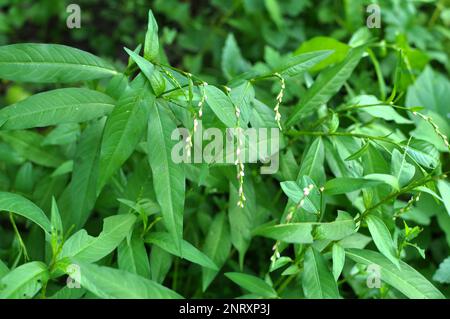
[1,0,448,152]
[0,0,449,298]
[0,0,449,80]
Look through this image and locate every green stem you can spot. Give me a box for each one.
[9,213,29,261]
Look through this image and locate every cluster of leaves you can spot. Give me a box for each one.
[0,1,450,299]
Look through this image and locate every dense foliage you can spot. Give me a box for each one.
[0,0,449,299]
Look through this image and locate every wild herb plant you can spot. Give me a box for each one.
[0,3,449,299]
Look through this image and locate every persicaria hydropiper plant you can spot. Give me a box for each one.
[0,5,449,300]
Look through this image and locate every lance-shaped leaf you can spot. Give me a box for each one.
[59,214,136,264]
[253,223,314,243]
[275,50,333,77]
[0,43,117,83]
[297,137,325,185]
[438,180,450,216]
[0,130,64,167]
[0,88,115,130]
[225,272,277,298]
[302,247,340,298]
[58,120,104,230]
[150,246,173,284]
[0,262,49,299]
[202,212,232,291]
[286,44,367,126]
[403,139,440,170]
[118,233,151,278]
[228,177,257,268]
[332,243,345,280]
[205,85,239,128]
[316,211,356,241]
[98,76,154,193]
[148,102,185,253]
[124,48,164,96]
[70,261,181,299]
[144,10,159,62]
[346,249,444,299]
[366,214,400,268]
[0,192,51,234]
[323,177,383,195]
[145,232,218,270]
[391,148,415,187]
[222,34,252,80]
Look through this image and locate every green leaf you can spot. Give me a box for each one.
[118,233,151,278]
[145,232,218,270]
[230,81,254,125]
[433,256,450,284]
[58,120,104,230]
[346,249,444,299]
[60,214,136,264]
[0,88,115,130]
[345,141,370,161]
[323,177,383,195]
[202,212,231,291]
[222,34,251,80]
[364,174,400,191]
[42,123,80,146]
[351,95,412,124]
[0,43,117,83]
[225,272,277,298]
[0,192,51,233]
[286,44,367,127]
[297,137,325,185]
[403,139,440,170]
[391,148,415,187]
[316,211,356,241]
[295,37,350,72]
[264,0,284,29]
[71,261,181,299]
[124,48,164,96]
[253,223,313,244]
[150,245,173,284]
[0,261,48,299]
[274,51,333,77]
[98,76,154,193]
[144,10,160,62]
[332,243,345,280]
[148,101,185,254]
[228,177,257,267]
[437,180,450,216]
[50,197,63,238]
[0,130,64,167]
[281,176,320,214]
[366,215,400,268]
[205,85,239,128]
[302,247,340,298]
[280,181,302,202]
